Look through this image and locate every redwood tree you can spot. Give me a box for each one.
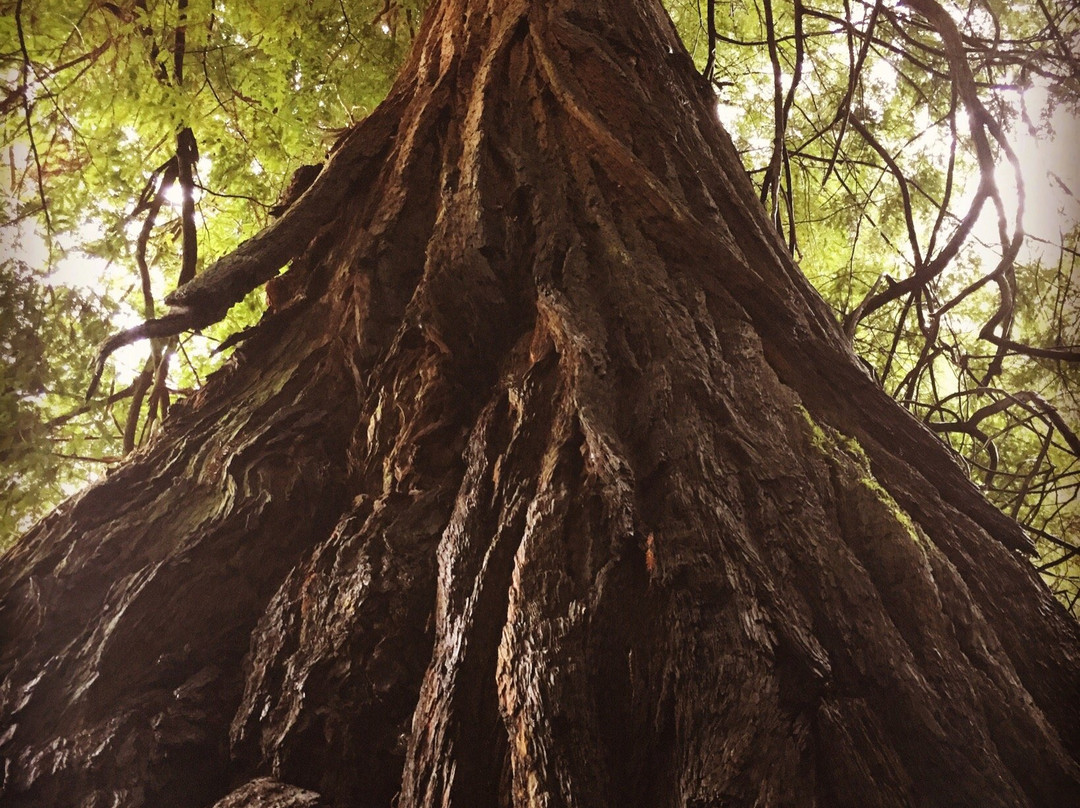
[1,0,1078,806]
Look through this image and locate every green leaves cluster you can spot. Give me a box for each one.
[0,259,115,539]
[1,0,420,545]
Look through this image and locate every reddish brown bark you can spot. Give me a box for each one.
[2,1,1079,806]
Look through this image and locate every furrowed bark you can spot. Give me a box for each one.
[2,1,1078,807]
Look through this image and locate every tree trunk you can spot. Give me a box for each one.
[2,1,1078,806]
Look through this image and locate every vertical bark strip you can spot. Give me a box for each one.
[2,1,1079,806]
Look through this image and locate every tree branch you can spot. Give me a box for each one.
[14,0,52,238]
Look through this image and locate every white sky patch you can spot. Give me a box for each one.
[964,82,1080,270]
[44,249,112,291]
[107,341,154,384]
[912,104,932,136]
[866,58,895,95]
[715,101,772,158]
[1013,110,1080,241]
[165,183,188,207]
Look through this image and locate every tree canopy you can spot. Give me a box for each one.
[2,0,1079,605]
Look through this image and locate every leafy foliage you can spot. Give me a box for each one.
[2,0,1078,608]
[1,0,420,544]
[0,259,115,537]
